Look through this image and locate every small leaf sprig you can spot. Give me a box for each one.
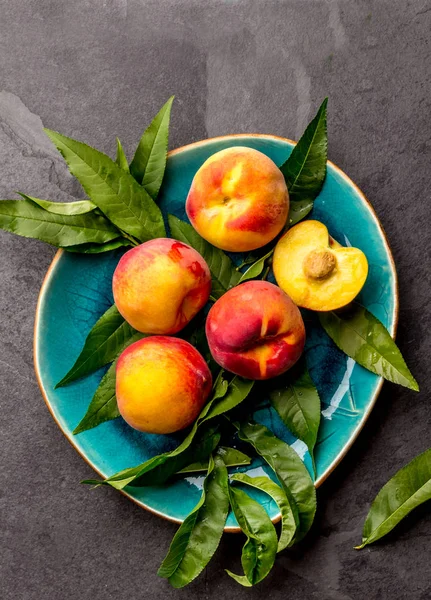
[357,448,431,549]
[0,96,421,587]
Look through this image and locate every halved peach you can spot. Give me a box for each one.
[273,220,368,311]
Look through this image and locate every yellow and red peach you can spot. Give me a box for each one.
[116,336,212,434]
[186,147,289,252]
[112,238,211,334]
[273,220,369,311]
[206,280,305,380]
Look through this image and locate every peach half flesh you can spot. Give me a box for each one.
[206,280,305,380]
[186,146,289,252]
[273,220,369,311]
[116,336,212,434]
[112,238,211,334]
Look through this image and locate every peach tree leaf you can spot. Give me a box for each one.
[115,137,129,172]
[320,303,419,391]
[237,421,316,544]
[130,96,174,199]
[0,197,119,246]
[231,473,297,552]
[357,448,431,548]
[84,375,254,488]
[269,361,321,475]
[72,332,145,434]
[56,305,138,387]
[20,194,97,215]
[63,237,132,254]
[280,98,328,203]
[226,485,277,586]
[44,129,166,241]
[158,453,229,588]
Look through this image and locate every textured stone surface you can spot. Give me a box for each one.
[1,1,430,598]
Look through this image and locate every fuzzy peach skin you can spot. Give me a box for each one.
[206,281,305,380]
[112,238,211,334]
[116,336,212,434]
[186,147,289,252]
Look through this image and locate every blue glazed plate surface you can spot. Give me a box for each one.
[34,134,398,530]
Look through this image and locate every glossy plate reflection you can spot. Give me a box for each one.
[34,134,398,530]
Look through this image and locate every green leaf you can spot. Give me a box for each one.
[238,249,274,283]
[86,375,254,489]
[89,424,221,489]
[226,485,278,586]
[280,98,328,203]
[20,194,97,215]
[238,421,316,543]
[130,96,174,198]
[0,197,120,247]
[202,377,254,421]
[44,129,166,242]
[319,304,419,391]
[357,448,431,549]
[115,138,129,172]
[231,473,296,552]
[63,237,132,254]
[158,453,229,588]
[177,447,251,474]
[269,361,321,474]
[288,199,314,226]
[168,215,241,298]
[57,305,138,388]
[73,362,118,434]
[72,332,144,434]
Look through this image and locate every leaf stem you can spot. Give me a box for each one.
[120,230,140,246]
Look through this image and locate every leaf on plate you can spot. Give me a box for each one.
[158,453,229,588]
[288,199,314,226]
[73,362,118,434]
[57,305,139,388]
[231,473,297,552]
[226,485,278,586]
[0,197,120,247]
[238,249,274,283]
[20,194,97,215]
[177,447,251,474]
[319,303,419,391]
[73,331,144,434]
[63,237,132,254]
[168,215,241,298]
[357,448,431,549]
[117,375,252,487]
[85,374,254,489]
[279,98,328,203]
[201,376,255,422]
[115,137,129,172]
[237,421,316,544]
[130,96,174,198]
[82,423,221,489]
[44,129,166,242]
[269,361,321,474]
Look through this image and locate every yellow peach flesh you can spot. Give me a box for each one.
[273,220,368,311]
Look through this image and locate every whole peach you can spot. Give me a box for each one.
[186,147,289,252]
[116,336,212,434]
[112,238,211,334]
[206,281,305,380]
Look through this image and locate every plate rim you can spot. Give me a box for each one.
[33,132,399,533]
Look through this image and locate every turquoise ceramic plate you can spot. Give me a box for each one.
[34,134,398,531]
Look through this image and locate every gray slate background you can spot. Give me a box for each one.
[1,1,430,598]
